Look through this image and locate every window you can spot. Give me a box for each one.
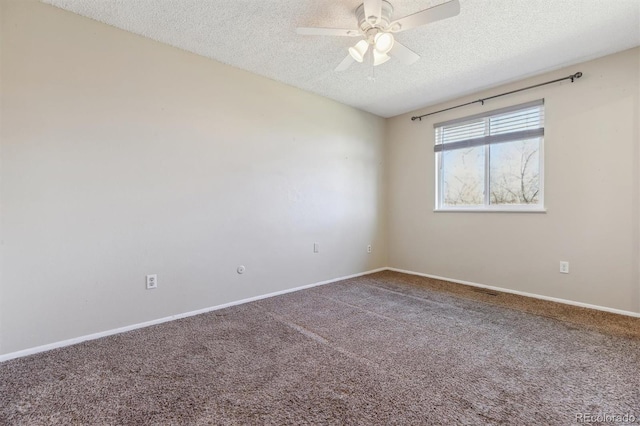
[434,100,544,211]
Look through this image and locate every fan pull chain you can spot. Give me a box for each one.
[368,48,377,82]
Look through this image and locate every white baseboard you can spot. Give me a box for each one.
[3,266,637,363]
[0,267,387,363]
[387,267,640,319]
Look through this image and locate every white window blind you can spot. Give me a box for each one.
[434,100,544,153]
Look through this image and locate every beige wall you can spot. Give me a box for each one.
[1,0,638,358]
[0,1,387,355]
[387,47,640,313]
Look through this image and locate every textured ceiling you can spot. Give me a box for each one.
[43,0,640,118]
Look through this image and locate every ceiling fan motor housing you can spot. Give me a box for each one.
[356,0,394,33]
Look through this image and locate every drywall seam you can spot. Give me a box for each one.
[388,267,640,318]
[0,267,387,363]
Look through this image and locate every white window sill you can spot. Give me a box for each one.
[434,208,547,213]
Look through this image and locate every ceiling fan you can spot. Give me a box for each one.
[297,0,460,71]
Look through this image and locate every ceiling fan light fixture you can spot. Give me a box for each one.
[348,39,369,63]
[298,0,462,72]
[373,49,391,66]
[374,32,394,54]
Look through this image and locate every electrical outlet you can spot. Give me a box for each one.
[146,274,158,289]
[559,261,569,274]
[367,244,372,253]
[313,243,319,253]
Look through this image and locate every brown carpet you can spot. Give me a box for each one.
[1,271,639,425]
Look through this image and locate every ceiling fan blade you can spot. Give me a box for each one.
[389,0,460,33]
[389,42,420,65]
[335,55,355,72]
[363,0,382,24]
[297,27,360,37]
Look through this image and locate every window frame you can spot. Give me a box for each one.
[434,100,546,213]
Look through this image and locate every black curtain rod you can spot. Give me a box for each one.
[411,72,583,122]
